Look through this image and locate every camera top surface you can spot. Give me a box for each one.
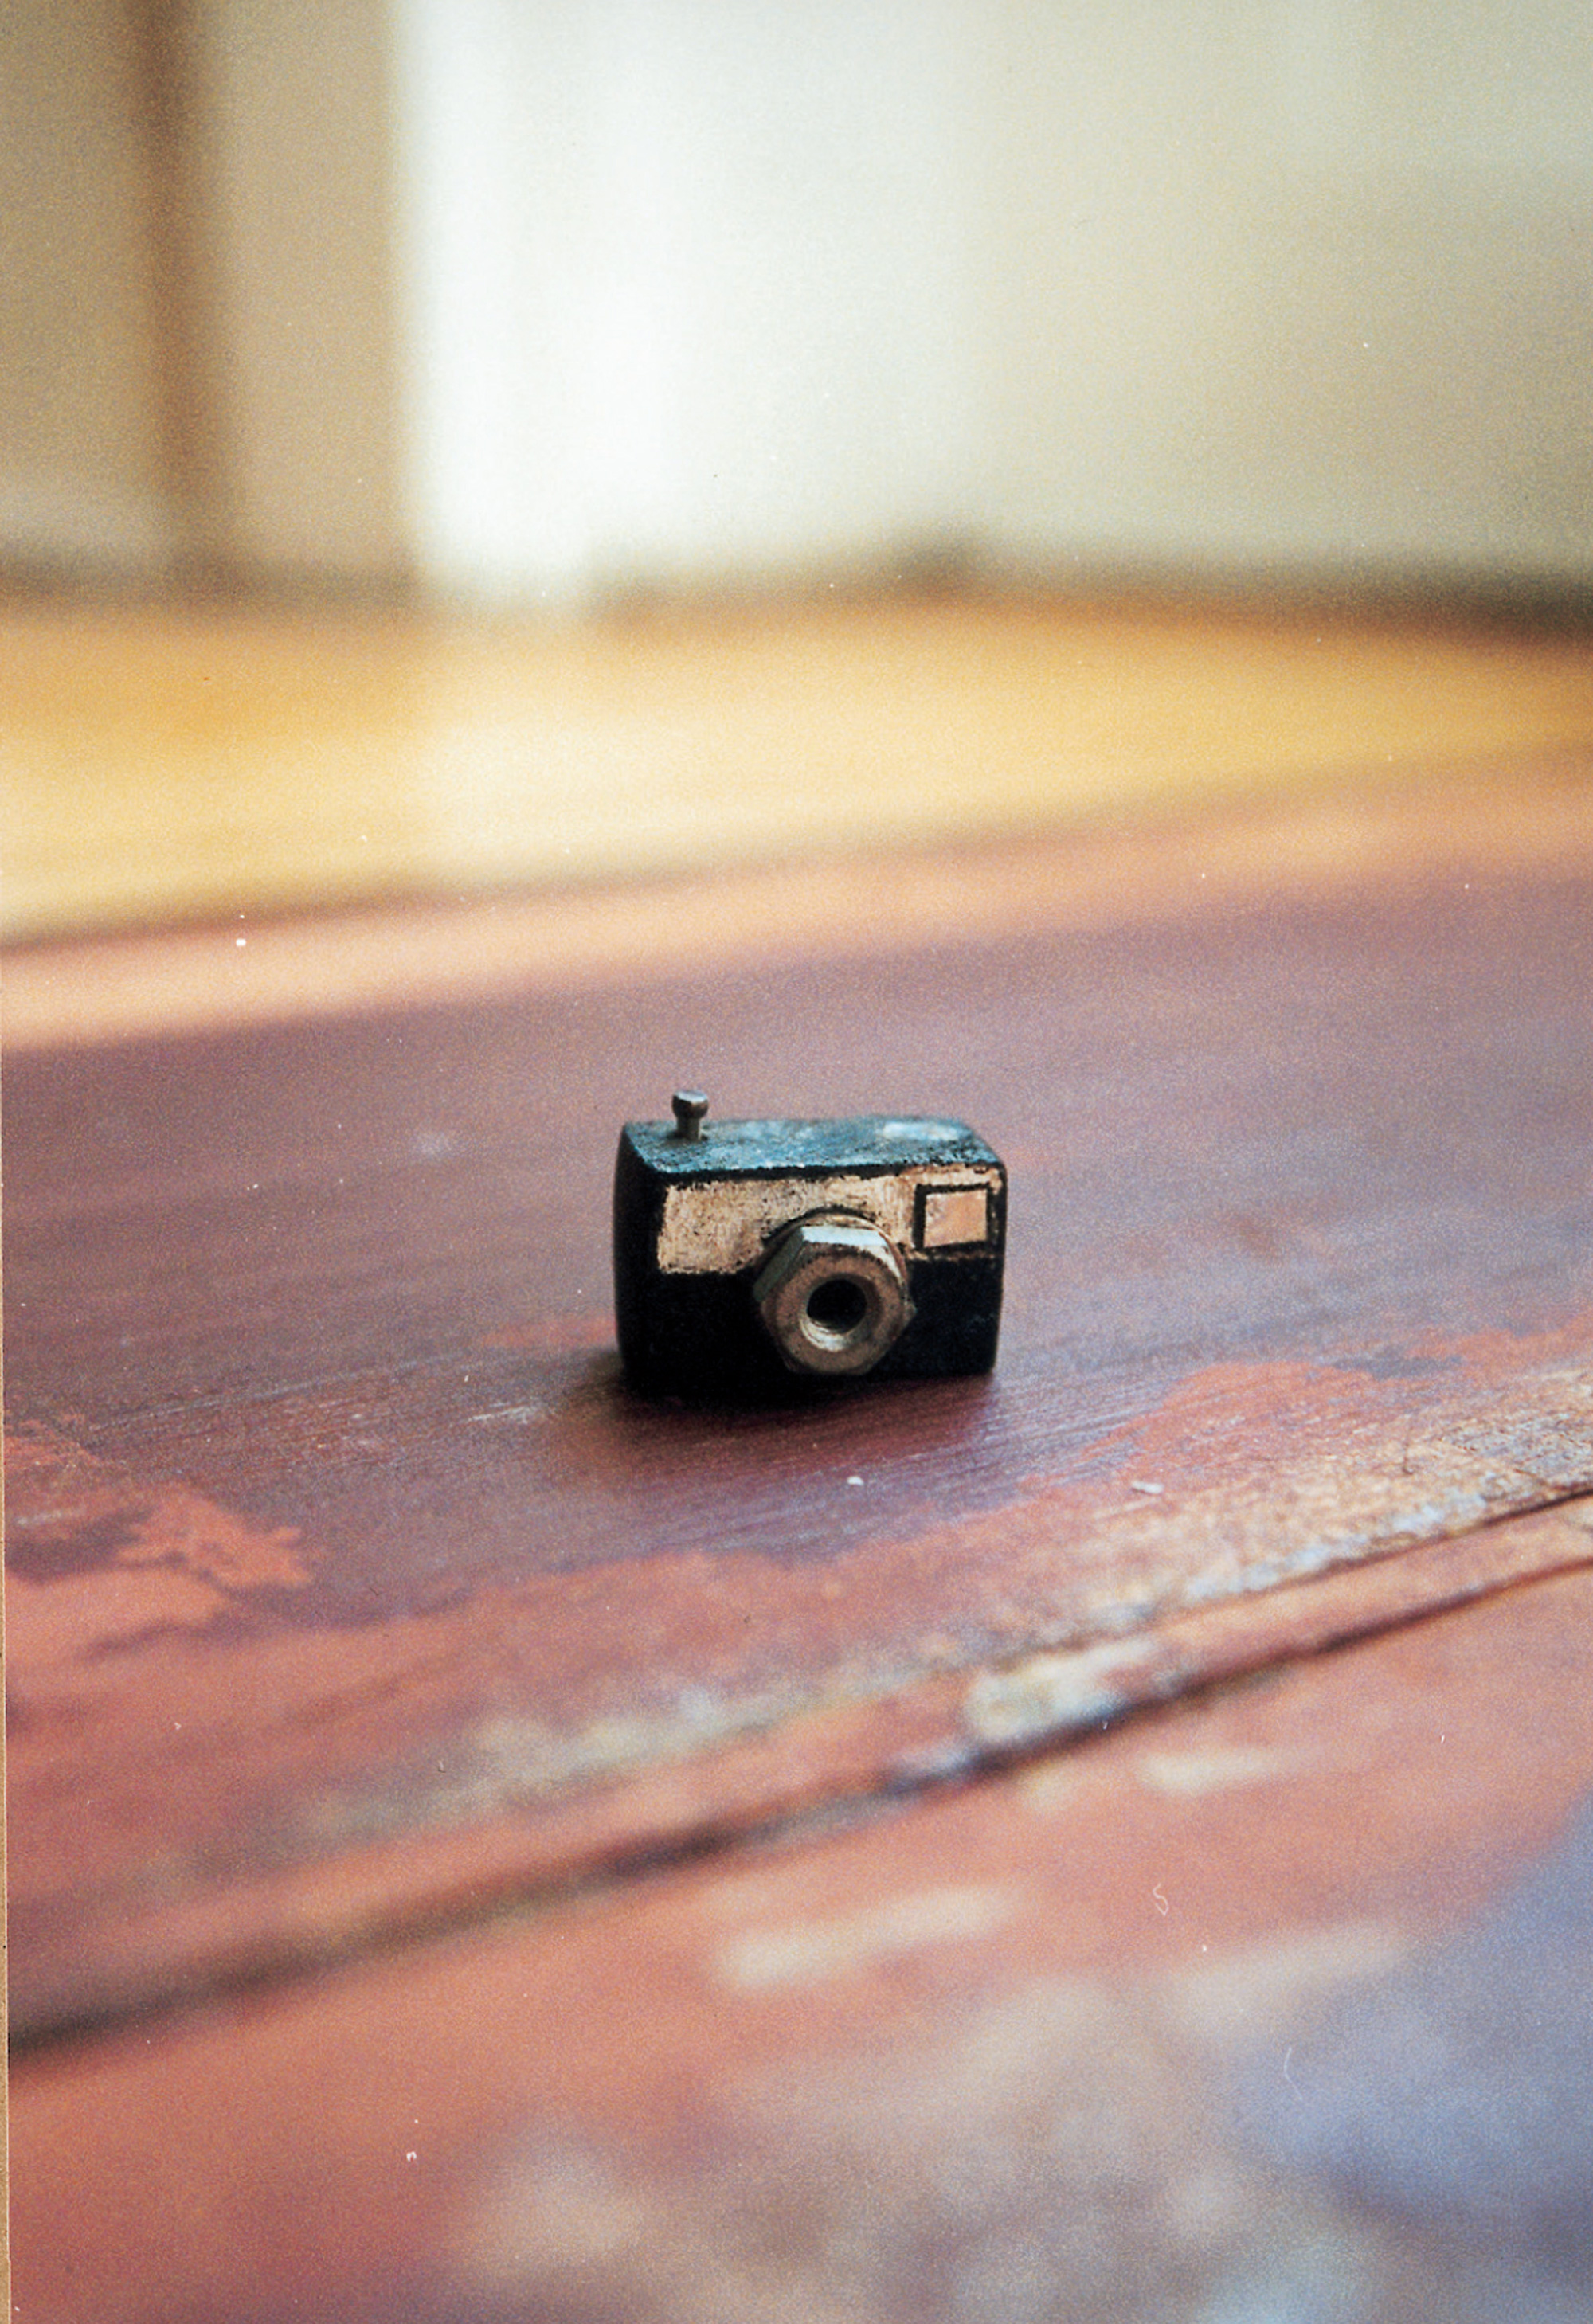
[621,1109,1000,1180]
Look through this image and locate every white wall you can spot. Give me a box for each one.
[0,0,173,571]
[392,0,984,600]
[0,0,407,587]
[185,0,408,583]
[976,0,1593,585]
[393,0,1593,604]
[5,0,1590,597]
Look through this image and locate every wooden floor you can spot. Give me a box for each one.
[7,588,1593,944]
[6,589,1593,2323]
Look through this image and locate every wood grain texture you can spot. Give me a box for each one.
[7,820,1592,2035]
[8,750,1593,1051]
[6,591,1593,941]
[13,1563,1593,2324]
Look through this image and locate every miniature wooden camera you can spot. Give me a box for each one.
[613,1094,1006,1398]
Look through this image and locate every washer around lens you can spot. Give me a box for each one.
[752,1214,914,1375]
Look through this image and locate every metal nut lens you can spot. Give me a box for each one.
[753,1215,913,1376]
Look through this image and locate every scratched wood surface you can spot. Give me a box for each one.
[9,738,1591,2324]
[13,1546,1593,2323]
[7,765,1593,2057]
[7,580,1593,2321]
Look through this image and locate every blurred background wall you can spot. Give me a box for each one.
[5,0,1591,606]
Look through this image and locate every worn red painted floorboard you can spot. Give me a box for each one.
[6,824,1593,2044]
[13,1561,1593,2322]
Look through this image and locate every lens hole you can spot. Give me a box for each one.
[805,1277,869,1336]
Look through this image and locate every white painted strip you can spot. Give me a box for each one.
[716,1884,1016,1991]
[657,1166,998,1275]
